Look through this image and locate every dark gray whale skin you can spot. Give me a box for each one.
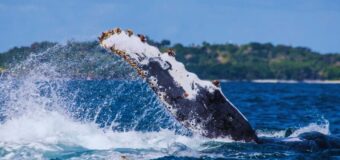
[99,29,257,142]
[141,58,258,142]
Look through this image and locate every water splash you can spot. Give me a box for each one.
[256,118,330,139]
[0,44,205,159]
[289,119,330,137]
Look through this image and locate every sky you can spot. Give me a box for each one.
[0,0,340,53]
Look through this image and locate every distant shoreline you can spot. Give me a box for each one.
[220,79,340,84]
[1,71,340,84]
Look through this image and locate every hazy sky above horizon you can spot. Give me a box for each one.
[0,0,339,53]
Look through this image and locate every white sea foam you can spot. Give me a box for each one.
[256,130,287,138]
[0,106,230,159]
[256,120,330,140]
[289,120,330,137]
[0,48,230,159]
[0,110,206,150]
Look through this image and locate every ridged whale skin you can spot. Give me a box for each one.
[99,28,258,142]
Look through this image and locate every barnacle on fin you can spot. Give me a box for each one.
[114,27,122,34]
[137,34,147,43]
[167,48,176,57]
[212,80,220,87]
[127,29,133,37]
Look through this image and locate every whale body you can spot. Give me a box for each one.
[99,28,258,142]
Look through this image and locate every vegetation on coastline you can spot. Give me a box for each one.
[0,41,136,80]
[0,40,339,80]
[171,42,340,80]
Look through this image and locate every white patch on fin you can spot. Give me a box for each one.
[100,29,218,100]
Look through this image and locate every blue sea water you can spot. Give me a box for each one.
[0,78,339,160]
[0,47,339,159]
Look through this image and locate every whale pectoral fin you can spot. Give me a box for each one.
[99,28,258,142]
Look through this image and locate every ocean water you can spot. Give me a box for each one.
[0,48,340,159]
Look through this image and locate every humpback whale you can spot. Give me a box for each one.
[99,28,258,142]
